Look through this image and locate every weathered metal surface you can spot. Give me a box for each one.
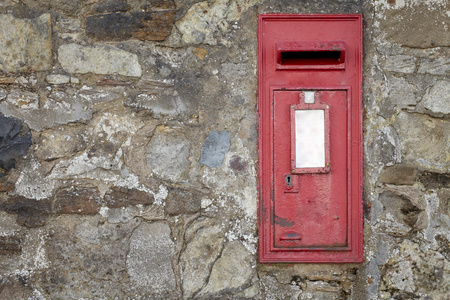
[258,14,363,263]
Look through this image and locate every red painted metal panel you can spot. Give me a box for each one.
[258,15,363,263]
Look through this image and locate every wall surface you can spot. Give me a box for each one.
[0,0,448,299]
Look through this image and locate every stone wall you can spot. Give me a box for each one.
[0,0,448,299]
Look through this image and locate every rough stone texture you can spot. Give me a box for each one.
[6,90,39,110]
[421,80,450,116]
[58,43,142,77]
[165,188,201,215]
[103,186,154,208]
[378,3,450,48]
[0,13,52,72]
[181,220,224,299]
[0,0,448,299]
[383,55,416,73]
[418,57,450,75]
[54,186,102,214]
[86,8,175,41]
[199,131,231,168]
[198,241,255,297]
[379,164,417,185]
[0,196,51,227]
[127,221,177,296]
[146,126,191,181]
[0,113,31,173]
[395,112,449,172]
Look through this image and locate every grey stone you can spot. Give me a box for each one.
[175,0,242,45]
[383,55,416,73]
[260,275,302,300]
[58,43,142,77]
[199,131,230,168]
[146,126,191,181]
[395,112,449,172]
[198,241,254,296]
[0,91,92,131]
[0,89,6,101]
[418,58,450,75]
[181,223,224,299]
[367,126,401,167]
[6,89,39,110]
[125,92,185,117]
[0,13,52,72]
[421,80,450,115]
[127,222,176,294]
[46,74,71,84]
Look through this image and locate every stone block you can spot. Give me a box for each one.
[418,58,450,75]
[93,0,131,13]
[0,195,51,228]
[396,112,449,172]
[198,241,255,297]
[0,113,32,172]
[0,13,52,72]
[127,222,176,295]
[6,90,39,110]
[46,74,71,85]
[383,55,416,73]
[0,88,6,101]
[103,186,153,208]
[379,164,417,185]
[86,10,175,41]
[199,131,231,168]
[0,235,21,255]
[378,4,450,48]
[421,80,450,115]
[58,43,142,77]
[146,126,191,181]
[54,187,102,215]
[181,222,224,299]
[164,188,201,215]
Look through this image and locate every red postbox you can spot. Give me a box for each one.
[258,15,363,263]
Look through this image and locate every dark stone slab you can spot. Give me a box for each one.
[0,114,32,174]
[199,131,231,168]
[103,186,154,208]
[0,236,21,255]
[93,0,131,13]
[86,10,175,41]
[0,196,51,228]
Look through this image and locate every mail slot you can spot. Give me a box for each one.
[258,15,363,263]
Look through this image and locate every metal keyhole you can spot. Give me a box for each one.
[285,175,292,187]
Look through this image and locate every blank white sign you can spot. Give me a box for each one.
[295,110,325,168]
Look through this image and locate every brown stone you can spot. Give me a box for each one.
[54,187,101,214]
[0,77,16,84]
[96,78,132,86]
[0,235,21,255]
[0,195,51,227]
[379,164,417,185]
[229,155,248,172]
[0,177,14,192]
[103,186,153,208]
[165,188,201,215]
[418,172,450,190]
[193,48,208,60]
[85,9,175,41]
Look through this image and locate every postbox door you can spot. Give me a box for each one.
[273,89,349,249]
